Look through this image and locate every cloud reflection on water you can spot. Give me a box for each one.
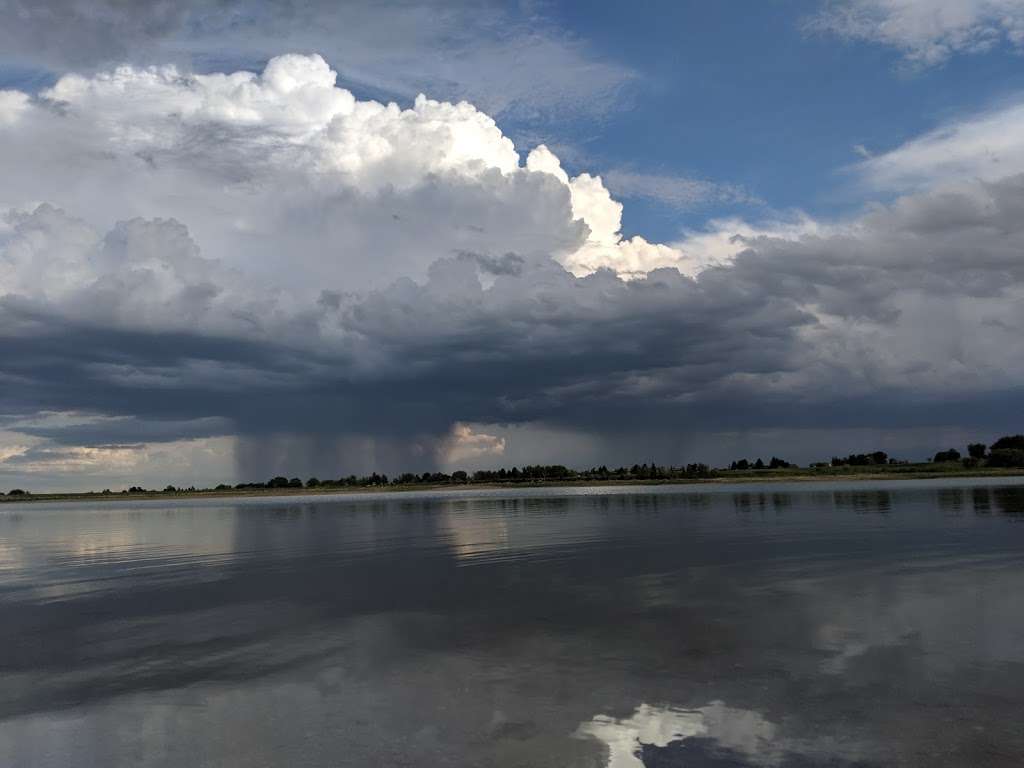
[3,481,1024,766]
[577,702,777,767]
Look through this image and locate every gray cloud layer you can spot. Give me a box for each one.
[3,176,1023,461]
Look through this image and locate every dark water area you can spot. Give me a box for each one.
[2,478,1024,767]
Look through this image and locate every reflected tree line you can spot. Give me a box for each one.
[937,486,1024,515]
[727,486,1024,516]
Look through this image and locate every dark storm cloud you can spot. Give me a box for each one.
[10,416,232,447]
[338,256,812,421]
[461,251,525,277]
[2,173,1024,464]
[730,175,1024,313]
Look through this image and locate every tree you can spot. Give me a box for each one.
[933,449,961,463]
[991,435,1024,451]
[452,470,468,483]
[305,477,320,488]
[967,443,987,459]
[6,489,26,496]
[288,477,302,488]
[988,449,1024,468]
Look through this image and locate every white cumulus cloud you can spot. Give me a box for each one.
[438,423,506,466]
[576,702,777,768]
[526,145,692,278]
[0,54,679,295]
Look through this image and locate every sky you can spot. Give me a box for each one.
[2,0,1024,490]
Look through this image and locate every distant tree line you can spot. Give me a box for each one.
[235,462,716,491]
[5,435,1024,497]
[827,451,894,467]
[956,435,1024,469]
[729,457,793,470]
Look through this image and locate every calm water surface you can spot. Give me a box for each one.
[2,478,1024,767]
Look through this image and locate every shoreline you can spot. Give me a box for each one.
[4,467,1024,505]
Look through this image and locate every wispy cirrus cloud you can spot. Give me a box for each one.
[602,168,761,211]
[806,0,1024,67]
[853,97,1024,191]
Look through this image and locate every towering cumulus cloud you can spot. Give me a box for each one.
[1,53,1023,485]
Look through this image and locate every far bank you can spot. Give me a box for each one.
[4,463,1024,505]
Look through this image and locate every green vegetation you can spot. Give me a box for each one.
[986,435,1024,469]
[5,435,1024,502]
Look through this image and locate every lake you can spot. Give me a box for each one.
[2,478,1024,767]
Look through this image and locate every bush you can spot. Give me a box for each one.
[7,489,26,496]
[968,443,987,459]
[987,449,1024,468]
[991,435,1024,451]
[933,449,961,463]
[830,452,889,467]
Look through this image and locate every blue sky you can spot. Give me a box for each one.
[531,0,1024,239]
